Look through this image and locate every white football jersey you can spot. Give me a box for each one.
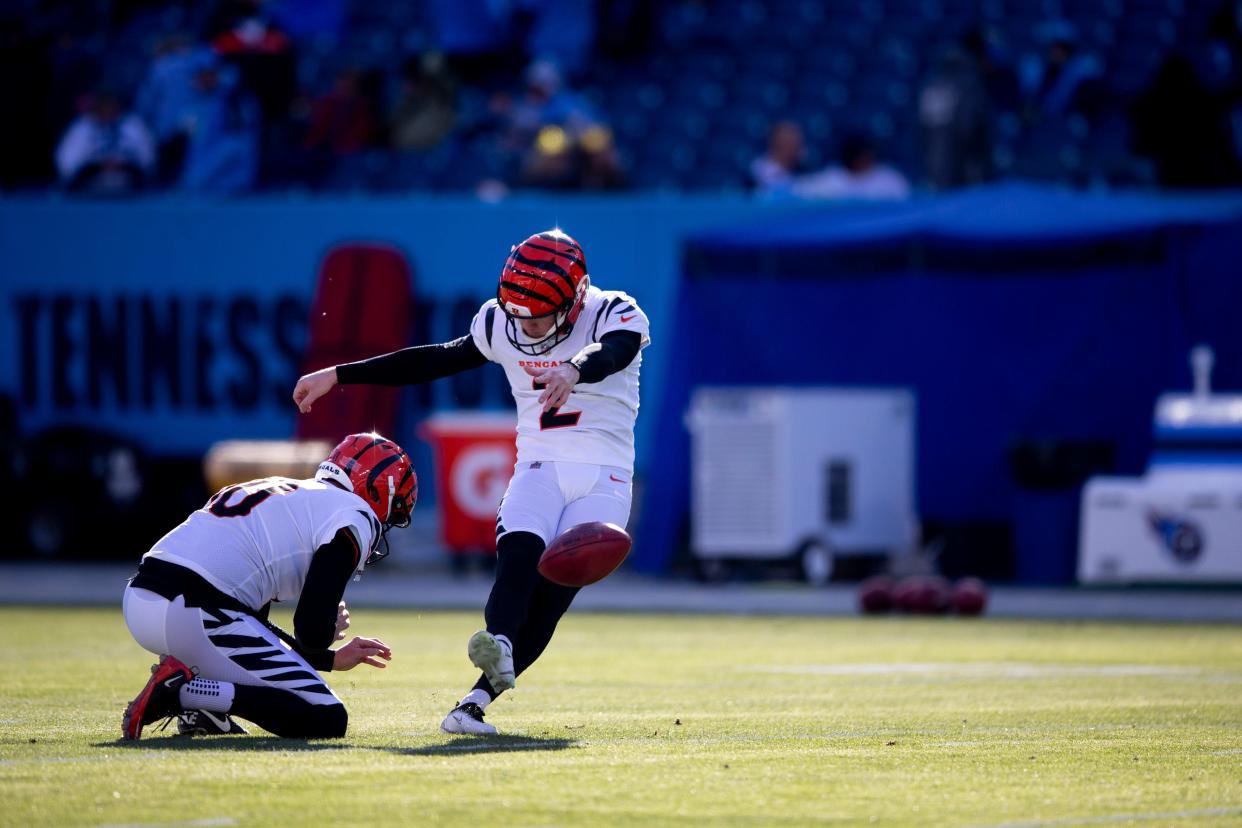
[470,285,651,472]
[143,478,380,612]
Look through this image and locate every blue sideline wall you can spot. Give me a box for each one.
[0,196,815,483]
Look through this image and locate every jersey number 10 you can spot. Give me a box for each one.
[208,480,300,518]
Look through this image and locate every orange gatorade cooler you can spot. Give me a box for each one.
[419,412,518,554]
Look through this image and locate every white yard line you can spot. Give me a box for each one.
[750,662,1224,679]
[94,819,237,828]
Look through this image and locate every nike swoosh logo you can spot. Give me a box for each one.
[198,710,231,730]
[620,314,636,323]
[610,474,627,484]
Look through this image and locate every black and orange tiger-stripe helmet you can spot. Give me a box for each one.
[497,228,590,355]
[316,432,417,530]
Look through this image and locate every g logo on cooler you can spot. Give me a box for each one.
[452,445,514,520]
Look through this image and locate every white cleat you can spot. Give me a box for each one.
[468,630,515,692]
[440,702,498,736]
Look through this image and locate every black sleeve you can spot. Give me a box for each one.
[568,330,643,384]
[335,336,488,386]
[290,527,363,670]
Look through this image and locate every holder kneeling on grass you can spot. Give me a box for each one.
[119,433,415,739]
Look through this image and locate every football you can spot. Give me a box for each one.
[951,577,989,616]
[894,575,951,614]
[537,522,632,587]
[858,575,895,614]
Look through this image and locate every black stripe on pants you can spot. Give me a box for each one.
[231,684,348,738]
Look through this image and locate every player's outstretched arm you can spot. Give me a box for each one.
[292,336,489,413]
[293,366,338,413]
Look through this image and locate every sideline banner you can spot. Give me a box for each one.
[0,195,797,463]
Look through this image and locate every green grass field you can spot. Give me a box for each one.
[2,606,1241,827]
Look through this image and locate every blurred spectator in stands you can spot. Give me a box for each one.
[206,0,296,125]
[509,59,598,143]
[304,68,380,157]
[484,58,599,172]
[577,125,628,191]
[795,132,910,201]
[520,125,577,190]
[519,124,628,191]
[177,57,260,193]
[920,33,998,191]
[55,88,154,194]
[390,53,457,152]
[1018,21,1102,121]
[749,121,805,195]
[1131,52,1242,188]
[135,34,200,185]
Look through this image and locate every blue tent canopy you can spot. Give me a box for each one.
[688,183,1242,260]
[635,184,1242,578]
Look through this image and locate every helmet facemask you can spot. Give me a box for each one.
[366,476,414,566]
[499,274,589,356]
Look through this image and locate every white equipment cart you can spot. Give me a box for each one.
[686,387,918,585]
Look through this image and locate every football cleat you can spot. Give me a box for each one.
[440,702,498,736]
[177,709,248,736]
[468,630,515,692]
[121,655,194,740]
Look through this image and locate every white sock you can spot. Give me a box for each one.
[179,678,235,713]
[461,688,492,710]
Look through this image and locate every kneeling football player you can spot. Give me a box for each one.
[119,433,416,739]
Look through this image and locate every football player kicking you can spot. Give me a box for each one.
[293,229,650,735]
[120,433,416,739]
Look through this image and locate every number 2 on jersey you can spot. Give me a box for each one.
[532,378,582,430]
[208,480,300,518]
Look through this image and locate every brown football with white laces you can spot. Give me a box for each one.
[537,522,631,587]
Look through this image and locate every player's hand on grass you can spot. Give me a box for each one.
[333,636,392,671]
[335,601,350,641]
[524,363,580,412]
[292,366,338,413]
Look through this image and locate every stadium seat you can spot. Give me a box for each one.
[66,0,1193,192]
